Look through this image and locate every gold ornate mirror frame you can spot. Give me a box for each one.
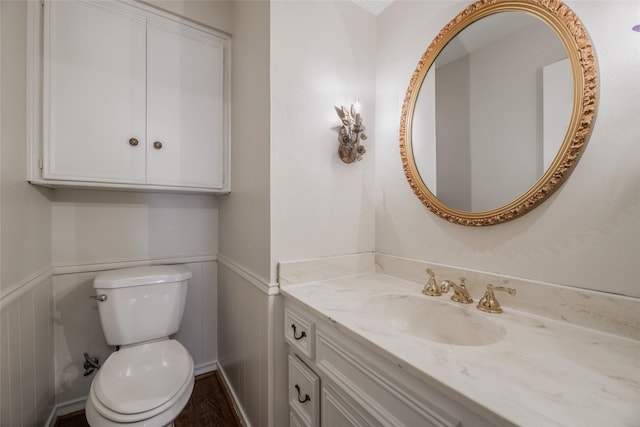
[400,0,598,226]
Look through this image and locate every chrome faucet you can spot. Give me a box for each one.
[440,277,473,304]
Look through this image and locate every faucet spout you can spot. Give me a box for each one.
[440,278,473,304]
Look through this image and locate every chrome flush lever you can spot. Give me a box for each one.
[89,294,107,302]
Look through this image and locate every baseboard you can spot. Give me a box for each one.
[46,397,87,427]
[194,360,218,376]
[45,406,58,427]
[218,364,252,427]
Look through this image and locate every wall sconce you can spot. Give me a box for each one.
[335,99,367,164]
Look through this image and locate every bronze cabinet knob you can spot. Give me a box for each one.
[153,141,163,149]
[129,138,139,146]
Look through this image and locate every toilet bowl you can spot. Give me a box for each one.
[86,265,194,427]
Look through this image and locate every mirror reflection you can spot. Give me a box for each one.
[412,12,571,212]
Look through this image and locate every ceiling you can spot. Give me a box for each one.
[351,0,394,16]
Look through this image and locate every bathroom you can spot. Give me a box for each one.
[0,0,637,426]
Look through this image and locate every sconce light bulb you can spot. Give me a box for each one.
[353,98,361,114]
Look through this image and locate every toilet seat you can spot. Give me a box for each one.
[91,340,193,423]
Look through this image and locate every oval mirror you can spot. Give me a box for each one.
[400,0,598,226]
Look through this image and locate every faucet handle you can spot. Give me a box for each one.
[477,283,516,314]
[422,268,442,296]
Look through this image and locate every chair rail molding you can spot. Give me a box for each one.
[217,254,278,296]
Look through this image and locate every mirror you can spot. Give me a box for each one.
[400,0,598,226]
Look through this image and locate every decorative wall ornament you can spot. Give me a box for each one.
[399,0,599,226]
[335,100,367,164]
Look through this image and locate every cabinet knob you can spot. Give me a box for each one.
[153,141,163,149]
[129,138,139,146]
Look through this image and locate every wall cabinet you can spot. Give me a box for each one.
[284,301,494,427]
[28,0,230,193]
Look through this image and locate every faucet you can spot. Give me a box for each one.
[440,277,473,304]
[421,268,442,296]
[477,283,516,314]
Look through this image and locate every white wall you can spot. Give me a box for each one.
[270,0,377,278]
[0,0,52,296]
[218,0,271,283]
[1,1,56,425]
[217,2,289,426]
[52,190,218,267]
[218,2,377,425]
[376,0,640,298]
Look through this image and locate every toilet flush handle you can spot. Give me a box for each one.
[89,294,107,302]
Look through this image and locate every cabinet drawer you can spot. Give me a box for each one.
[285,308,315,359]
[289,355,320,427]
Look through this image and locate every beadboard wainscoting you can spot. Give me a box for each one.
[217,256,288,427]
[0,269,56,427]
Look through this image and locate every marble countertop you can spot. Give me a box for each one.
[281,273,640,427]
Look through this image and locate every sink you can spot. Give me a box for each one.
[358,294,505,346]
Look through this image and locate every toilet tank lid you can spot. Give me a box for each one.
[94,265,192,289]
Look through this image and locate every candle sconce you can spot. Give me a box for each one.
[335,100,367,164]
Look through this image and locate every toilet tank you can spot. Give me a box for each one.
[93,265,192,346]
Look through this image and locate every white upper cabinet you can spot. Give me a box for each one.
[31,0,230,193]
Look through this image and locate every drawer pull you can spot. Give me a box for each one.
[291,324,307,340]
[294,384,311,404]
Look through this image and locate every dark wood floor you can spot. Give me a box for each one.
[54,371,242,427]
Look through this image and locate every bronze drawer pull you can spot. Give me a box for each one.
[291,324,306,340]
[294,384,310,404]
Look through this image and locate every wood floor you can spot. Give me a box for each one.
[54,371,243,427]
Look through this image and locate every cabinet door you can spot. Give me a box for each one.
[146,20,225,189]
[322,385,383,427]
[44,0,146,183]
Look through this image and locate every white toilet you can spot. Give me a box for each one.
[85,265,195,427]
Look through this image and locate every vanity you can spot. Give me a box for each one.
[279,254,640,427]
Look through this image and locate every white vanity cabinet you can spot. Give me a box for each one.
[284,301,494,427]
[30,0,229,193]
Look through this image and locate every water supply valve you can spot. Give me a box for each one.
[83,352,101,376]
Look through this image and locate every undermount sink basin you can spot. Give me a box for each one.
[358,294,505,346]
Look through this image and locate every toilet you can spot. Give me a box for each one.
[85,265,195,427]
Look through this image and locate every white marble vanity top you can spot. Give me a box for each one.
[281,273,640,427]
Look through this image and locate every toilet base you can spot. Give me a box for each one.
[85,376,194,427]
